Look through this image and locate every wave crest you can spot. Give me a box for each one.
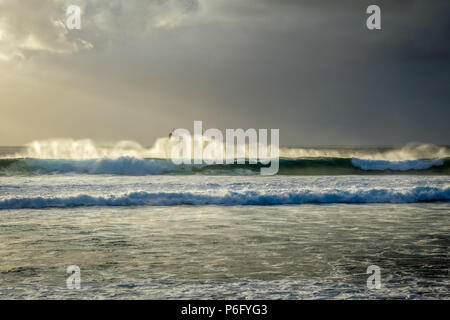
[3,139,450,161]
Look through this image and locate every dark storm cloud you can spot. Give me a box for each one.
[1,0,449,145]
[189,0,450,145]
[146,0,449,145]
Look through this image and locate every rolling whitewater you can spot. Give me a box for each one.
[1,139,449,299]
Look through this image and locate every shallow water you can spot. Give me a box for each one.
[1,202,449,299]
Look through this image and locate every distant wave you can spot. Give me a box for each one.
[0,157,449,176]
[1,186,449,209]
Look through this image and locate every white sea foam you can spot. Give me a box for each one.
[280,143,450,160]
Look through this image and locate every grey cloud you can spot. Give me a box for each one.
[0,0,449,146]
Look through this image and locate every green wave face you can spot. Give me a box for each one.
[1,157,449,176]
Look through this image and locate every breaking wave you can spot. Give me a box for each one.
[1,186,449,209]
[0,139,449,175]
[0,157,449,176]
[0,157,173,176]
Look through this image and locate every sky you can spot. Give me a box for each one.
[0,0,449,146]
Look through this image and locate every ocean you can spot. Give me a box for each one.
[0,142,449,299]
